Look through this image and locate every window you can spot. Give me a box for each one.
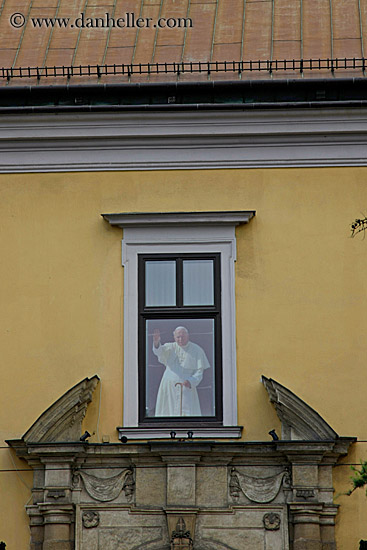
[138,254,222,424]
[102,211,255,439]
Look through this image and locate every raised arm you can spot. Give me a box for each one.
[153,328,161,349]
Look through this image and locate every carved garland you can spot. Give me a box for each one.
[229,468,291,503]
[74,468,135,502]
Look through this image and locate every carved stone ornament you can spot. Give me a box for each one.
[263,513,281,531]
[47,489,66,500]
[283,468,292,487]
[171,517,192,541]
[296,489,315,500]
[229,468,289,503]
[82,511,100,529]
[79,468,135,502]
[229,468,242,500]
[72,470,81,489]
[166,513,196,549]
[22,375,100,443]
[262,376,338,441]
[122,468,135,501]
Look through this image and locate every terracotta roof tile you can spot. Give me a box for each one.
[32,0,60,8]
[214,0,243,46]
[72,7,114,66]
[13,9,54,69]
[149,44,184,82]
[152,43,184,63]
[333,37,362,58]
[273,0,301,43]
[99,47,132,83]
[1,0,367,86]
[132,4,162,64]
[0,49,18,68]
[103,46,135,65]
[44,0,87,51]
[155,0,188,47]
[212,42,241,63]
[273,40,302,62]
[302,0,332,60]
[360,0,367,55]
[182,2,216,63]
[0,5,29,49]
[242,1,273,61]
[3,0,30,9]
[28,56,70,83]
[332,0,361,40]
[107,0,139,50]
[44,47,75,68]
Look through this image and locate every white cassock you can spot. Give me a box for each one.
[153,341,210,416]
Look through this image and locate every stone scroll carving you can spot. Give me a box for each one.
[78,468,135,502]
[229,468,290,503]
[262,376,338,441]
[22,375,100,443]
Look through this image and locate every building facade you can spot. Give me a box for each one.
[2,1,367,548]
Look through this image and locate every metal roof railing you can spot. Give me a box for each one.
[1,57,366,81]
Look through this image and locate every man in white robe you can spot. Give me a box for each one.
[152,326,211,416]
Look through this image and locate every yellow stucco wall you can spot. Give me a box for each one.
[1,167,366,548]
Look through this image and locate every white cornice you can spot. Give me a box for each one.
[102,211,255,228]
[117,426,243,440]
[1,108,367,171]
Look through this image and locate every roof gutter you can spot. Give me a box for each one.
[0,100,367,115]
[0,77,366,112]
[1,76,366,93]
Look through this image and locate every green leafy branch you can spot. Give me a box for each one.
[345,461,367,496]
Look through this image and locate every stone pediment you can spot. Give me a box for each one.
[22,375,99,443]
[262,376,338,441]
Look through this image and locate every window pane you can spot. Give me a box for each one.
[146,319,215,417]
[183,260,214,306]
[145,261,176,306]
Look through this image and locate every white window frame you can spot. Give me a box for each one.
[102,211,255,439]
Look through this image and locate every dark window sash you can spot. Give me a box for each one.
[138,253,222,424]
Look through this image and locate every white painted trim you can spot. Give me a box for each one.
[102,211,254,227]
[117,426,242,440]
[1,108,367,171]
[103,214,253,430]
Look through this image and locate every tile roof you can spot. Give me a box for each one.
[0,0,366,86]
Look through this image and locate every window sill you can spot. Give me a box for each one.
[117,426,243,440]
